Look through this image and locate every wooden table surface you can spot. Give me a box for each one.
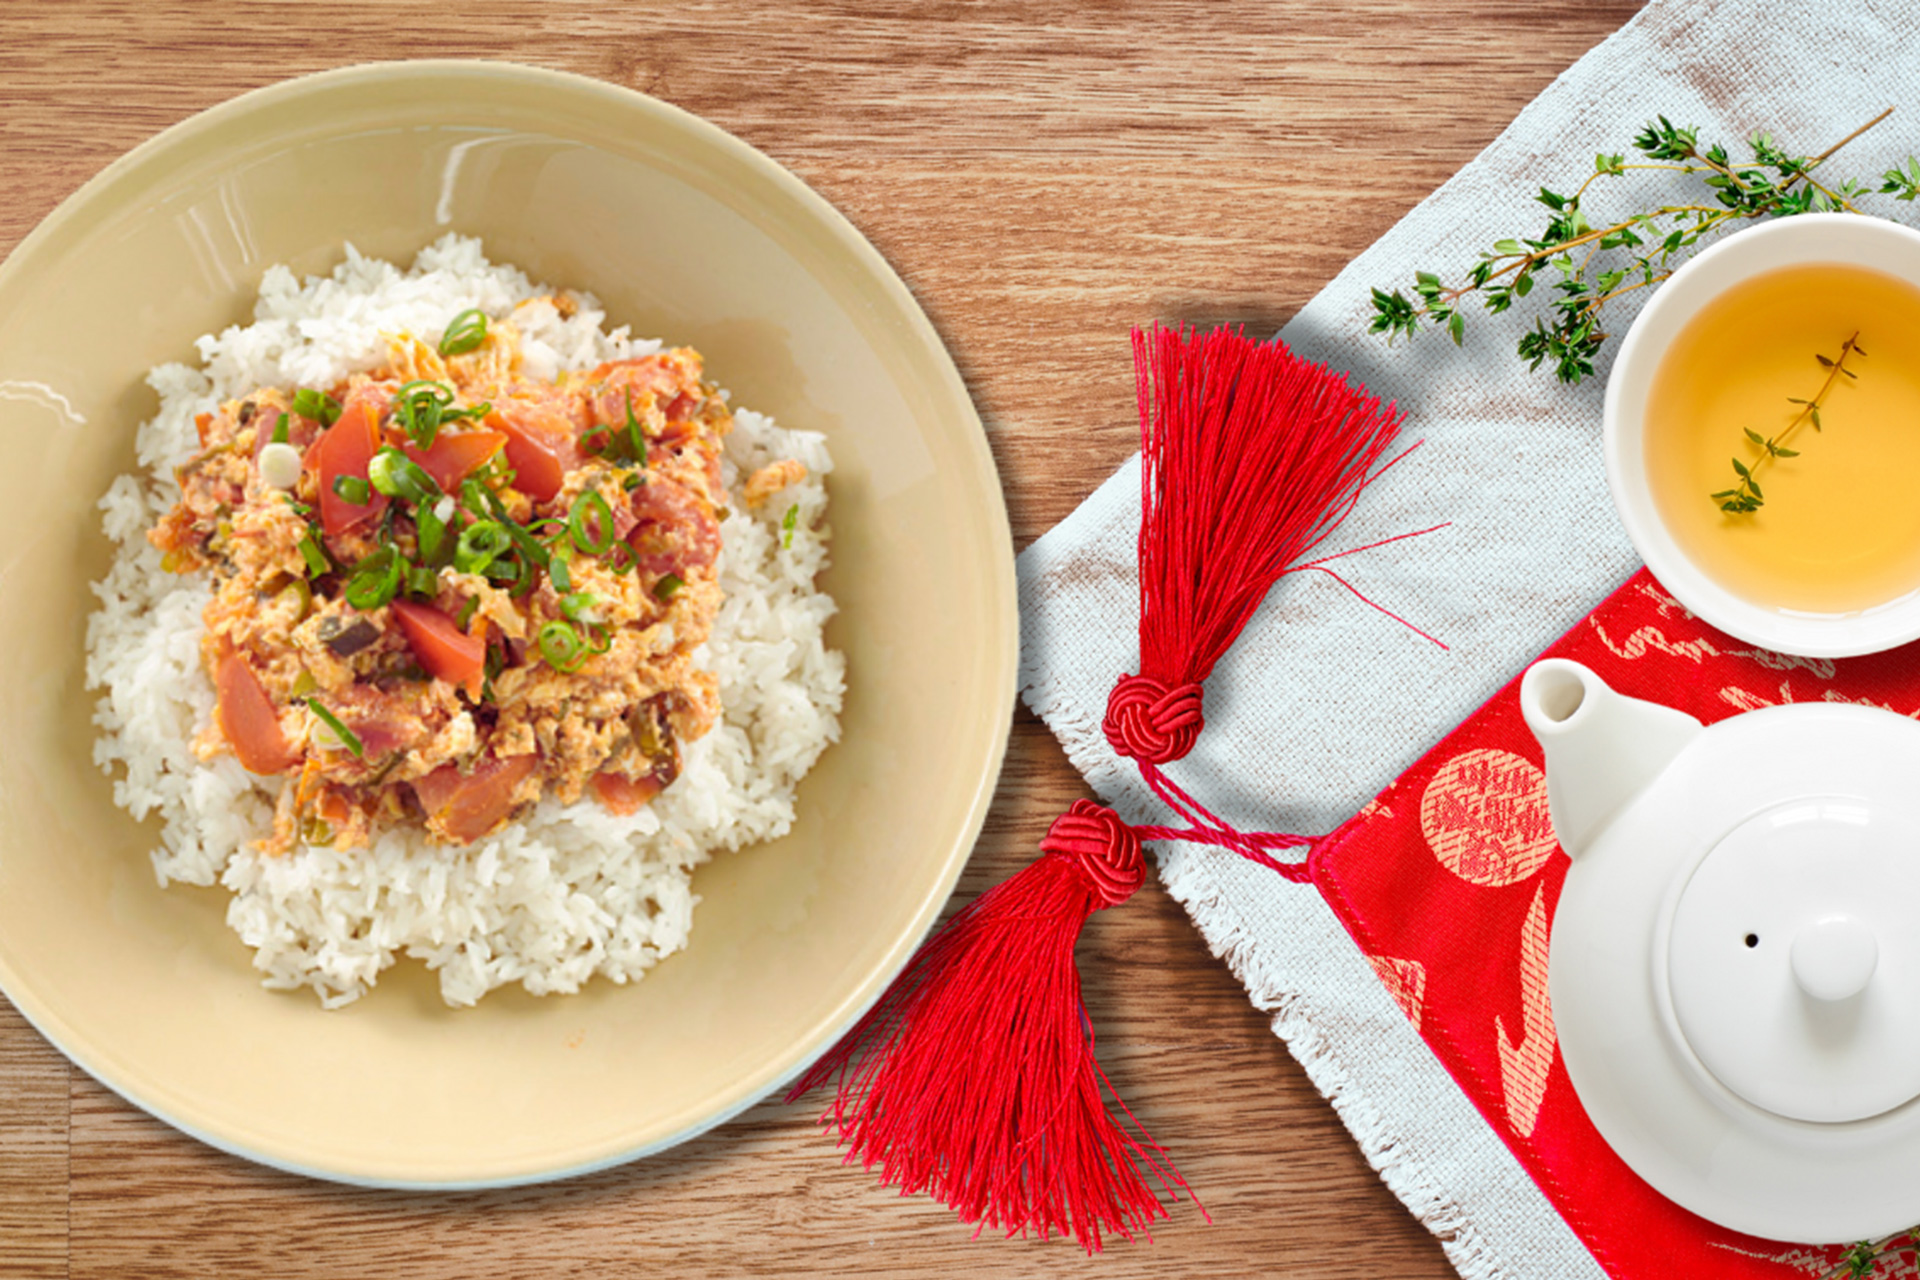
[0,3,1643,1275]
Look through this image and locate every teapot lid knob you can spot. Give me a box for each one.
[1790,915,1879,1003]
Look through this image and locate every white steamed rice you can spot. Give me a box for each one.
[85,235,844,1008]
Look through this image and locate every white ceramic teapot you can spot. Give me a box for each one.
[1520,658,1920,1244]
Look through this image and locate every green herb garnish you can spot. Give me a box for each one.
[272,412,291,445]
[438,309,489,357]
[454,521,511,575]
[296,531,331,577]
[1712,333,1862,513]
[368,446,442,506]
[306,698,364,759]
[654,573,684,601]
[344,545,404,609]
[781,503,798,549]
[292,388,342,426]
[568,490,615,555]
[390,381,489,450]
[332,475,371,506]
[1369,108,1919,383]
[537,619,588,671]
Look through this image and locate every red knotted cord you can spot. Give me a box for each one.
[794,323,1444,1254]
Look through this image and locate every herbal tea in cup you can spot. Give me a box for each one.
[1643,262,1920,615]
[1604,214,1920,657]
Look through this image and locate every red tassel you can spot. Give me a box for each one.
[1109,324,1406,764]
[790,801,1192,1252]
[793,325,1422,1253]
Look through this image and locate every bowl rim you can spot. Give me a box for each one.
[1602,211,1920,658]
[0,58,1018,1188]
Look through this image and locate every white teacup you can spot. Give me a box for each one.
[1605,212,1920,657]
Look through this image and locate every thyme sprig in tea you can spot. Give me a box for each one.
[1369,108,1920,383]
[1710,332,1862,514]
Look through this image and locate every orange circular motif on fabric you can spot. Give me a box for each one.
[1419,748,1557,887]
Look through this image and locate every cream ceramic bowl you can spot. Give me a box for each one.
[0,62,1015,1185]
[1604,213,1920,657]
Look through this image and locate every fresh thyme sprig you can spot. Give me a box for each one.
[1369,108,1920,383]
[1711,333,1862,514]
[1820,1227,1918,1279]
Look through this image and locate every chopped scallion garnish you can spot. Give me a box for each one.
[568,490,615,555]
[781,504,799,549]
[306,698,364,759]
[292,388,342,426]
[454,520,512,575]
[344,545,403,610]
[437,309,489,357]
[297,532,331,577]
[272,412,291,445]
[537,619,588,672]
[332,474,371,506]
[368,446,442,506]
[654,573,685,601]
[549,555,573,594]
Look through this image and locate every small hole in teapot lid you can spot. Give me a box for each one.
[1745,933,1760,948]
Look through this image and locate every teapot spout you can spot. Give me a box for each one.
[1519,659,1703,859]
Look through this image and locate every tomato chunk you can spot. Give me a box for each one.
[487,402,576,502]
[411,754,539,844]
[402,428,505,494]
[627,477,720,577]
[389,600,485,689]
[591,771,665,816]
[308,399,388,538]
[214,652,300,774]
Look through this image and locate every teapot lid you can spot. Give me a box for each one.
[1668,796,1920,1123]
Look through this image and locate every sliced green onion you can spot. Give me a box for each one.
[559,592,602,624]
[392,380,456,449]
[454,521,512,575]
[781,504,799,549]
[296,532,331,577]
[292,388,342,426]
[479,487,551,569]
[344,545,403,610]
[306,698,364,759]
[621,471,644,492]
[568,491,615,555]
[272,412,291,445]
[604,541,638,575]
[407,563,439,598]
[456,596,480,630]
[368,446,442,506]
[654,573,685,601]
[549,555,572,594]
[417,501,450,566]
[537,620,588,672]
[438,308,489,357]
[332,474,371,506]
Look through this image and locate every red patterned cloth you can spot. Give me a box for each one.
[1310,568,1920,1278]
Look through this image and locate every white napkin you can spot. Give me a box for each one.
[1016,1,1920,1274]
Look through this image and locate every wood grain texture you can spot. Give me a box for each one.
[0,2,1642,1275]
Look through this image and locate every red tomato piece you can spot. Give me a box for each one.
[591,771,665,816]
[308,399,388,538]
[214,652,300,775]
[401,428,506,494]
[411,754,539,844]
[389,600,486,689]
[487,402,576,502]
[626,478,720,577]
